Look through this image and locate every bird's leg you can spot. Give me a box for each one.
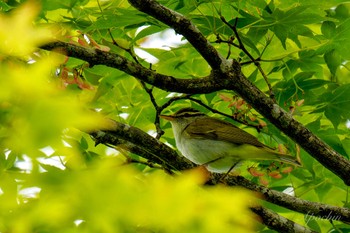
[202,158,241,183]
[202,156,224,166]
[219,160,242,182]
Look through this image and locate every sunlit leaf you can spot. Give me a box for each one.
[0,1,54,57]
[0,163,256,233]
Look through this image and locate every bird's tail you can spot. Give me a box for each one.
[276,153,301,166]
[261,146,301,166]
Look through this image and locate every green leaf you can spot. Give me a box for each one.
[341,138,350,159]
[273,24,288,48]
[285,50,324,76]
[5,151,17,170]
[305,116,321,132]
[250,0,268,9]
[317,129,347,156]
[39,163,64,173]
[321,21,336,39]
[0,2,13,11]
[327,2,350,20]
[86,9,155,31]
[288,24,314,47]
[0,151,17,170]
[248,68,259,83]
[239,32,261,56]
[324,49,342,75]
[317,18,350,60]
[260,5,322,48]
[275,72,329,104]
[41,0,88,11]
[246,27,268,44]
[318,84,350,128]
[305,211,322,232]
[80,136,89,151]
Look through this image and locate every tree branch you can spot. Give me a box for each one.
[40,42,225,94]
[127,0,225,70]
[251,206,317,233]
[88,120,350,225]
[91,124,319,231]
[88,118,194,172]
[221,174,350,224]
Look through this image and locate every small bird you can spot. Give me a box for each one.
[160,107,301,173]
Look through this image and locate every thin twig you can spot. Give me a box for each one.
[187,97,262,131]
[140,81,165,139]
[159,94,193,111]
[214,34,240,48]
[159,94,261,131]
[97,0,140,64]
[220,16,275,100]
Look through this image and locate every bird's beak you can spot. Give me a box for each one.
[159,114,175,121]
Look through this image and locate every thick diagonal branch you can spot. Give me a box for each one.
[41,41,350,185]
[127,0,224,70]
[89,120,350,225]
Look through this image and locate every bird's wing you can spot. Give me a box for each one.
[184,117,267,148]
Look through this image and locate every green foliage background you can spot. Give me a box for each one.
[1,0,350,232]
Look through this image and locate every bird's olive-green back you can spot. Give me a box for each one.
[184,117,268,148]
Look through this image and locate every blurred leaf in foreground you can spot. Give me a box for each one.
[0,1,54,57]
[0,162,256,233]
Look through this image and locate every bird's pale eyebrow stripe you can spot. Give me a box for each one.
[173,108,205,118]
[175,112,204,118]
